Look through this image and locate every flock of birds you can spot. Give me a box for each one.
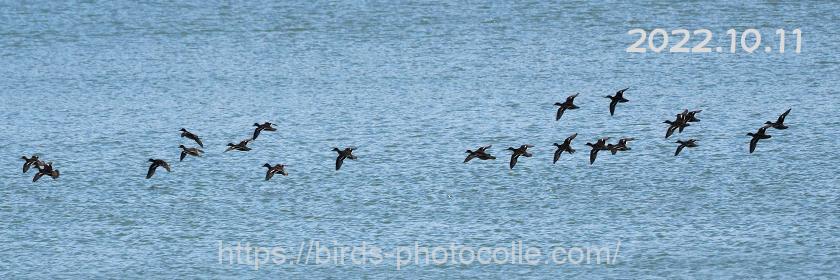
[17,88,792,182]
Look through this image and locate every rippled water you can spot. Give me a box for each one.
[1,1,838,278]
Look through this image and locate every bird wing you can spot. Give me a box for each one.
[509,154,519,169]
[464,153,477,163]
[589,149,598,164]
[32,172,44,182]
[566,133,578,142]
[265,170,274,181]
[180,151,187,161]
[335,155,346,170]
[675,144,685,156]
[161,161,171,172]
[609,100,617,116]
[146,164,157,179]
[553,149,561,164]
[194,137,204,148]
[23,161,32,173]
[666,125,676,138]
[252,127,262,140]
[749,137,758,153]
[777,108,791,123]
[556,107,566,121]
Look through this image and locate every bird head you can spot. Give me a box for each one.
[148,158,155,162]
[263,163,271,168]
[465,150,473,154]
[179,128,187,132]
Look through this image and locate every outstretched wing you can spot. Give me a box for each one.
[509,154,519,169]
[252,127,262,140]
[265,170,274,181]
[609,100,617,116]
[464,153,477,163]
[194,137,204,148]
[146,164,157,179]
[589,149,598,164]
[553,149,561,164]
[32,172,44,182]
[335,155,346,170]
[777,108,791,124]
[555,107,566,121]
[180,151,187,162]
[675,144,685,156]
[749,137,758,153]
[161,161,171,172]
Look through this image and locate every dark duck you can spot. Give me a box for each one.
[605,88,629,116]
[506,144,534,169]
[179,128,204,148]
[552,133,577,164]
[747,126,771,153]
[764,108,791,129]
[333,147,357,171]
[464,145,496,163]
[252,122,277,140]
[554,93,580,121]
[263,163,288,180]
[585,137,610,164]
[674,139,698,156]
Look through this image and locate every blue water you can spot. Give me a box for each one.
[1,1,838,278]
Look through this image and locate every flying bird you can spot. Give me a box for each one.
[225,139,252,152]
[664,113,690,138]
[333,147,357,171]
[764,108,791,129]
[608,137,635,155]
[585,137,610,164]
[507,144,534,169]
[252,122,277,140]
[552,133,577,164]
[747,126,771,153]
[179,145,204,161]
[605,88,629,116]
[32,162,59,182]
[464,145,496,163]
[554,93,580,121]
[263,163,288,180]
[20,155,44,173]
[179,128,204,148]
[674,139,698,156]
[146,159,171,179]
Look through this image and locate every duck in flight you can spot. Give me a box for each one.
[252,122,277,140]
[674,139,698,156]
[32,162,59,182]
[263,163,288,180]
[747,126,771,153]
[225,139,252,152]
[333,147,357,171]
[585,137,610,164]
[20,155,44,173]
[179,128,203,148]
[605,88,629,116]
[464,145,496,163]
[146,159,171,179]
[607,137,634,155]
[552,133,577,164]
[664,113,690,138]
[507,144,533,169]
[764,108,791,129]
[554,93,580,121]
[179,145,204,161]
